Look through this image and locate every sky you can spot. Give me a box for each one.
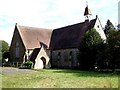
[118,1,120,24]
[0,0,119,45]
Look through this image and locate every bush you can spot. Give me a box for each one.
[2,62,10,67]
[23,60,33,69]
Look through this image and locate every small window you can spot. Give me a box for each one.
[69,51,72,61]
[97,25,99,28]
[58,52,61,61]
[15,42,19,58]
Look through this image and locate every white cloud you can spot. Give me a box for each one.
[0,28,14,45]
[0,0,87,27]
[0,0,119,44]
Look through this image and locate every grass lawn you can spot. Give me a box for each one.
[1,68,119,88]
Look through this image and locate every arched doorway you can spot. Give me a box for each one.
[41,57,46,68]
[34,57,47,69]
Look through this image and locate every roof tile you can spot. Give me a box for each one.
[17,25,52,49]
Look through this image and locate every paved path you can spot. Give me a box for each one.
[1,67,38,74]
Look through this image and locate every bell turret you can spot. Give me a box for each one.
[84,1,92,21]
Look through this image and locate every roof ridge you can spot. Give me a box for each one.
[54,22,85,30]
[15,24,52,49]
[18,25,52,31]
[50,18,97,50]
[16,24,27,49]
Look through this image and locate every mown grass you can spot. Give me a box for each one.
[1,68,119,88]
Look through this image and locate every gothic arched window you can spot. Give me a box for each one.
[69,51,72,61]
[15,42,19,58]
[58,52,61,61]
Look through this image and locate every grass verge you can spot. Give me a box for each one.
[2,68,119,88]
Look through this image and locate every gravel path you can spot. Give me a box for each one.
[1,67,38,74]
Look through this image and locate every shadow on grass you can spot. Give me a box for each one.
[50,68,119,77]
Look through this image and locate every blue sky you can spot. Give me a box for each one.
[0,0,119,44]
[118,1,120,24]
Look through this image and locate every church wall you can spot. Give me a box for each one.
[34,46,51,69]
[9,27,26,66]
[94,18,106,40]
[51,49,79,69]
[25,49,34,63]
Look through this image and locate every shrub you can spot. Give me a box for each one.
[23,60,33,69]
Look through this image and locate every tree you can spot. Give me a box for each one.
[78,28,103,70]
[104,19,115,34]
[117,24,120,30]
[103,20,120,70]
[1,40,9,53]
[106,30,120,69]
[97,30,120,70]
[0,40,9,63]
[2,52,10,59]
[94,42,107,71]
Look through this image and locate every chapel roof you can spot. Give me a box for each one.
[30,48,41,62]
[49,18,97,50]
[16,24,52,49]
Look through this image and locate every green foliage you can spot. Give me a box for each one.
[94,20,120,70]
[2,52,10,59]
[0,41,2,61]
[1,40,9,53]
[78,28,103,70]
[106,30,120,69]
[0,40,9,64]
[95,42,108,70]
[23,60,33,69]
[96,30,120,70]
[78,22,120,70]
[107,30,120,48]
[104,19,115,34]
[0,52,2,66]
[83,28,103,47]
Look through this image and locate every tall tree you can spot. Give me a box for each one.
[97,30,120,70]
[1,40,9,53]
[78,28,103,70]
[0,40,9,62]
[107,30,120,69]
[104,19,115,34]
[117,24,120,30]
